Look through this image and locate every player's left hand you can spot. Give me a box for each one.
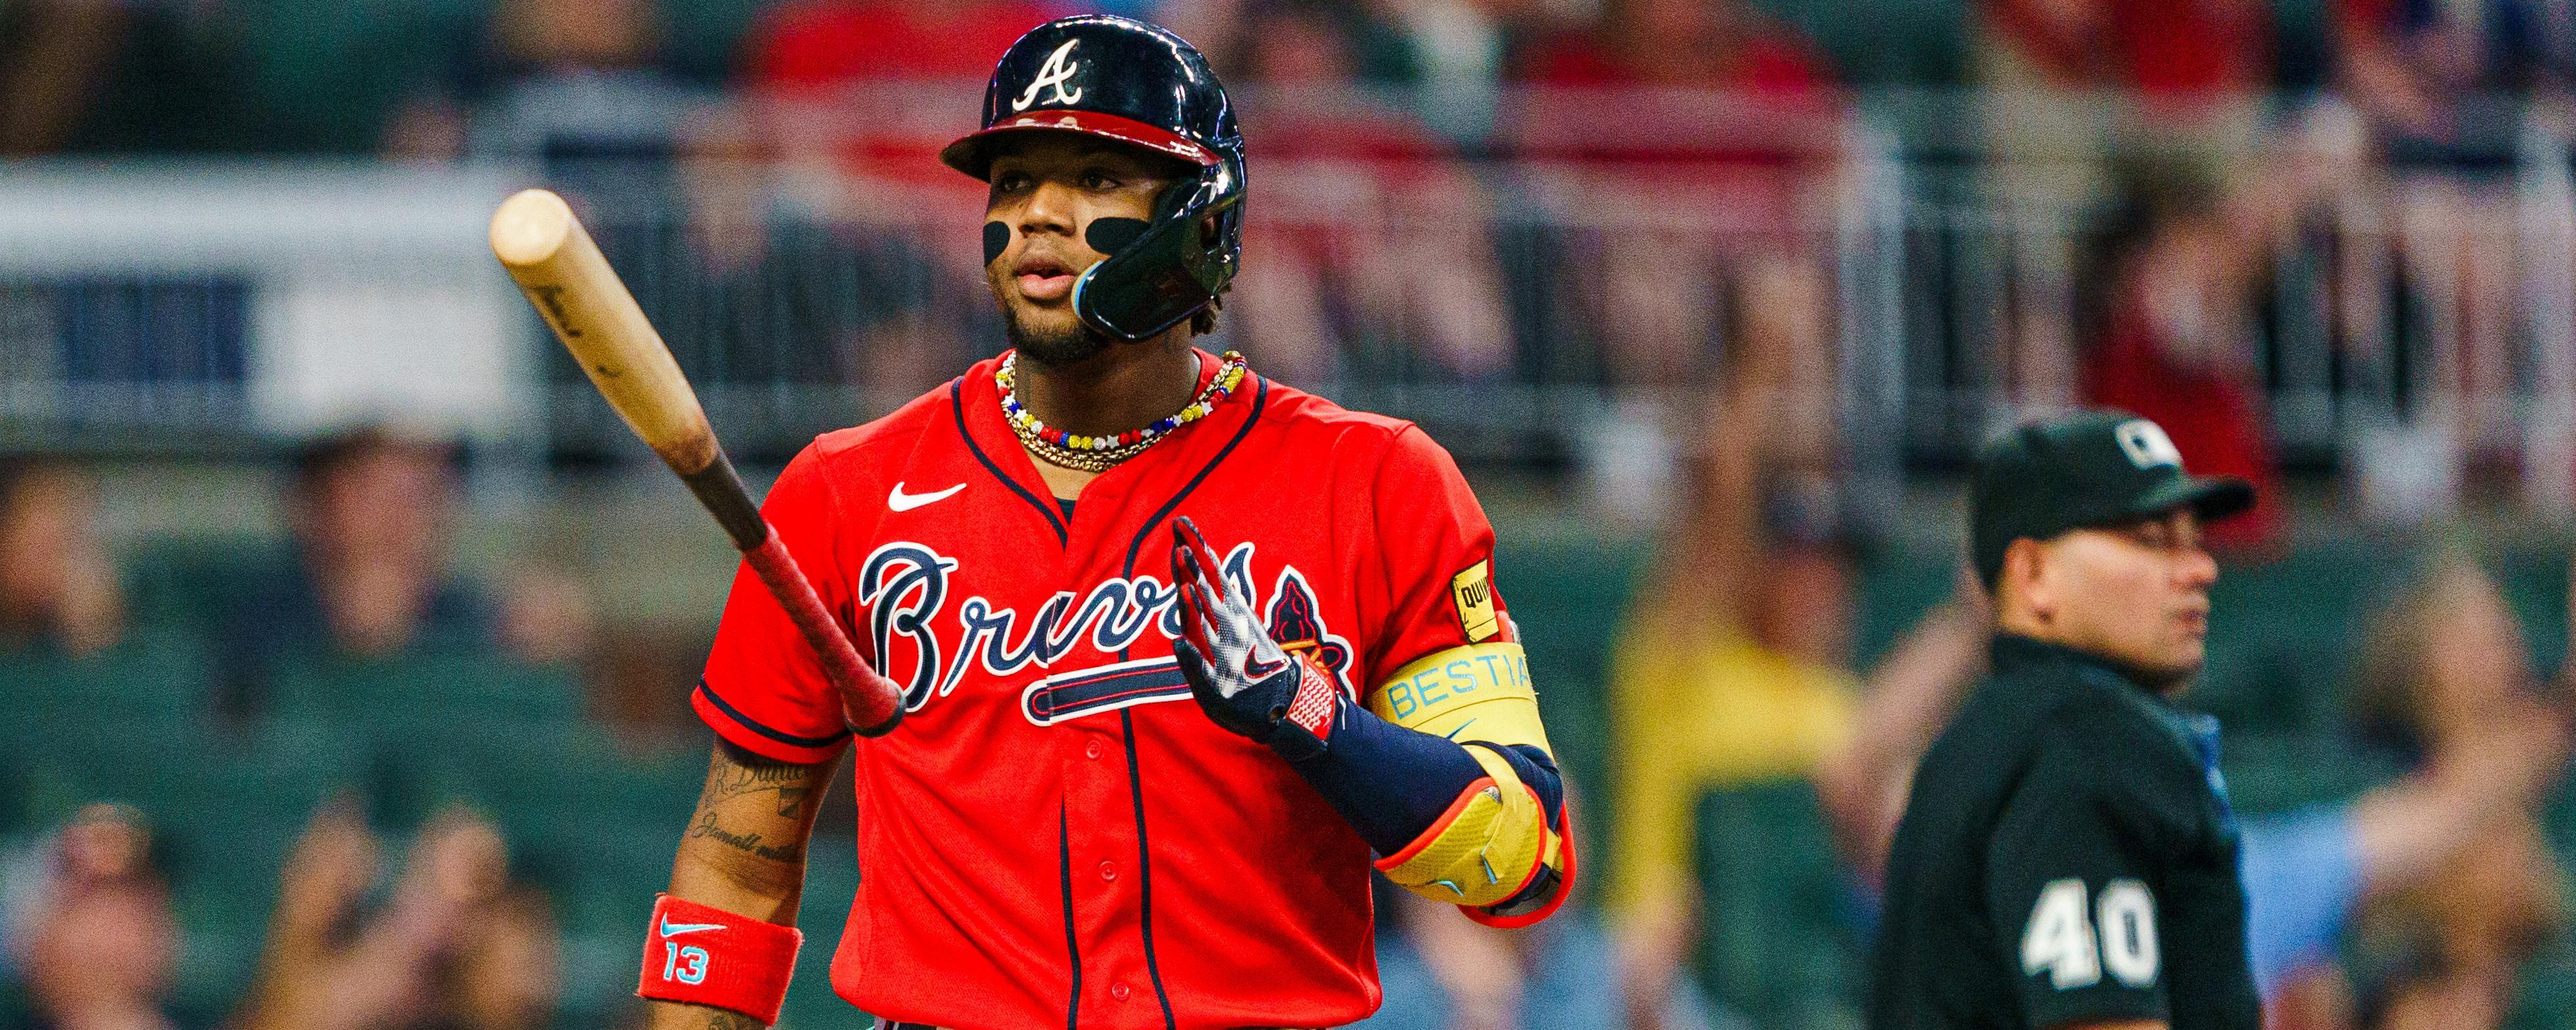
[1169,516,1342,761]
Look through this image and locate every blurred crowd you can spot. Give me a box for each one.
[18,0,2576,480]
[14,0,2576,1027]
[1,386,2573,1029]
[0,431,705,1030]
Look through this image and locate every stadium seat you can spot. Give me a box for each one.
[1693,780,1870,1030]
[7,722,362,1013]
[1852,547,1958,669]
[121,536,291,633]
[2216,732,2400,819]
[2193,544,2393,736]
[0,624,214,733]
[266,650,586,724]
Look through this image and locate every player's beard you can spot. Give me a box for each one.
[1001,302,1111,368]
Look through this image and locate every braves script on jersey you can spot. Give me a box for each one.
[695,350,1516,1029]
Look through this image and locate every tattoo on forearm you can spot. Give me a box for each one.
[707,1012,764,1030]
[688,808,808,862]
[683,746,826,864]
[706,757,817,805]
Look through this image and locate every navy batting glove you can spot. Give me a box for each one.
[1169,516,1342,762]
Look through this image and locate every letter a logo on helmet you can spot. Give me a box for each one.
[1009,39,1085,112]
[943,15,1247,342]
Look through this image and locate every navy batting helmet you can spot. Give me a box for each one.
[941,15,1246,342]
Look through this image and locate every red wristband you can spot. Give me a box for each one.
[636,895,803,1025]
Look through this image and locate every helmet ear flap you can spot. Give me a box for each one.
[1070,151,1245,341]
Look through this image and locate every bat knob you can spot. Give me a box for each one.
[490,189,577,268]
[845,678,905,738]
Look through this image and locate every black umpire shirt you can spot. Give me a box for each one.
[1869,634,2260,1030]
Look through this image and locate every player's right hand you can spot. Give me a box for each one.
[1169,516,1343,761]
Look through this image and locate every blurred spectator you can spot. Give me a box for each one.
[658,110,956,401]
[0,0,250,154]
[1370,0,1524,141]
[2333,0,2544,164]
[0,0,128,156]
[442,887,557,1030]
[214,427,595,710]
[2076,120,2366,546]
[231,804,557,1030]
[1510,0,1840,413]
[427,0,697,182]
[2341,814,2564,1030]
[743,0,1055,191]
[1972,0,2274,406]
[736,0,1054,395]
[2078,173,2287,550]
[1224,0,1516,383]
[2,804,181,1030]
[1603,339,1982,1029]
[229,428,490,664]
[2333,0,2544,474]
[0,459,124,657]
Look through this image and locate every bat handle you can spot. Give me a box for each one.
[742,525,905,737]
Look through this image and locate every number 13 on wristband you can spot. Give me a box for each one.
[636,895,804,1025]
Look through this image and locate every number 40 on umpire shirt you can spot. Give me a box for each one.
[1869,634,2262,1030]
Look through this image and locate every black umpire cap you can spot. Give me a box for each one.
[1969,410,2256,588]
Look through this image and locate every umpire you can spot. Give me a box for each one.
[1871,411,2261,1030]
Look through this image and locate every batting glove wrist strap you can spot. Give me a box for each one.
[636,894,802,1025]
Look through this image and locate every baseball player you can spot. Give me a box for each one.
[1870,411,2261,1030]
[636,16,1575,1030]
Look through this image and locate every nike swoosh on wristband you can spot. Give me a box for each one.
[659,918,726,937]
[887,482,966,512]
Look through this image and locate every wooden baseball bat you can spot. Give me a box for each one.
[489,188,902,738]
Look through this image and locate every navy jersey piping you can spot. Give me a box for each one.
[1120,707,1180,1030]
[950,377,1067,546]
[1060,804,1083,1030]
[695,678,852,748]
[1106,374,1267,1030]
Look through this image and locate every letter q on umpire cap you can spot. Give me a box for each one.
[942,14,1248,342]
[1969,410,2257,588]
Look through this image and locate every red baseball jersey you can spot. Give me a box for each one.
[695,348,1515,1029]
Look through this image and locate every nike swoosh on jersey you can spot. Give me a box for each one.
[887,482,966,512]
[659,918,726,937]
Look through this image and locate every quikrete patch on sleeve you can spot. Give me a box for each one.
[1369,641,1547,753]
[636,894,803,1025]
[1449,560,1501,642]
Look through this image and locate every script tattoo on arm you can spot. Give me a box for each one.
[666,737,841,920]
[647,742,841,1030]
[682,739,836,866]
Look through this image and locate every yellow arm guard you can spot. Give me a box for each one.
[1368,642,1576,926]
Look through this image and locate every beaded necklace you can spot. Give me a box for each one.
[996,350,1249,473]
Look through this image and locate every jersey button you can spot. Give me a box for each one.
[1085,739,1104,760]
[1110,983,1131,1002]
[1098,860,1117,882]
